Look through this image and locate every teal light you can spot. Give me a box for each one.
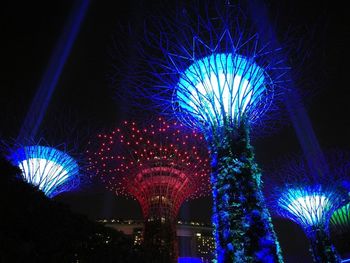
[10,145,80,198]
[277,188,332,229]
[175,53,268,126]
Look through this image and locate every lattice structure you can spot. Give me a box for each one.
[268,153,350,263]
[115,2,288,139]
[173,48,275,135]
[114,3,288,262]
[270,152,350,232]
[330,202,350,256]
[87,118,211,262]
[126,166,199,220]
[273,184,346,263]
[331,202,350,234]
[8,145,80,198]
[275,185,345,233]
[88,118,210,220]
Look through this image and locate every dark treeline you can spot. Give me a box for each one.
[0,156,143,263]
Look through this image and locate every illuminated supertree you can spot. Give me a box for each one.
[331,202,350,234]
[331,177,350,233]
[115,2,288,262]
[267,154,349,263]
[330,195,350,257]
[8,145,80,198]
[87,118,211,263]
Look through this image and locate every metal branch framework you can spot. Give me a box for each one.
[87,117,211,221]
[269,151,350,232]
[331,202,350,234]
[330,201,350,256]
[116,2,289,138]
[113,3,289,261]
[8,145,80,198]
[272,184,345,263]
[275,185,345,232]
[172,37,276,133]
[267,152,350,263]
[87,117,211,262]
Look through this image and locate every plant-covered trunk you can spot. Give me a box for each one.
[208,124,283,263]
[308,227,340,263]
[143,219,177,263]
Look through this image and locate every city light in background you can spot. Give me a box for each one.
[87,118,211,262]
[1,0,348,262]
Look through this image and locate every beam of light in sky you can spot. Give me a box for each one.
[17,0,90,143]
[247,0,328,179]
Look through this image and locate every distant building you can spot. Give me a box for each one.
[98,219,215,263]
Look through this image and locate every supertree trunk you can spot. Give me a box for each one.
[143,219,178,263]
[209,124,283,263]
[307,228,341,263]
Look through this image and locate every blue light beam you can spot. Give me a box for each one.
[17,0,89,143]
[247,0,329,180]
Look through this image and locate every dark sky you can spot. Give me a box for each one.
[1,0,348,262]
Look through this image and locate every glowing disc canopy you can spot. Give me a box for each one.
[277,188,333,228]
[10,145,79,198]
[330,202,350,232]
[175,53,269,127]
[87,119,211,221]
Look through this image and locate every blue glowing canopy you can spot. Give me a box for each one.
[276,186,343,230]
[9,145,80,198]
[175,53,270,128]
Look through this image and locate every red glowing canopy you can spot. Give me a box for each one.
[87,118,211,220]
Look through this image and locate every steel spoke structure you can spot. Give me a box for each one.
[330,201,350,257]
[87,118,210,263]
[117,2,289,262]
[8,145,80,198]
[268,153,350,263]
[331,202,350,234]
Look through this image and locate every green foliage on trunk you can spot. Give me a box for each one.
[208,123,284,263]
[308,228,341,263]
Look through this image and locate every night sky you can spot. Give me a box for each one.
[1,0,348,262]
